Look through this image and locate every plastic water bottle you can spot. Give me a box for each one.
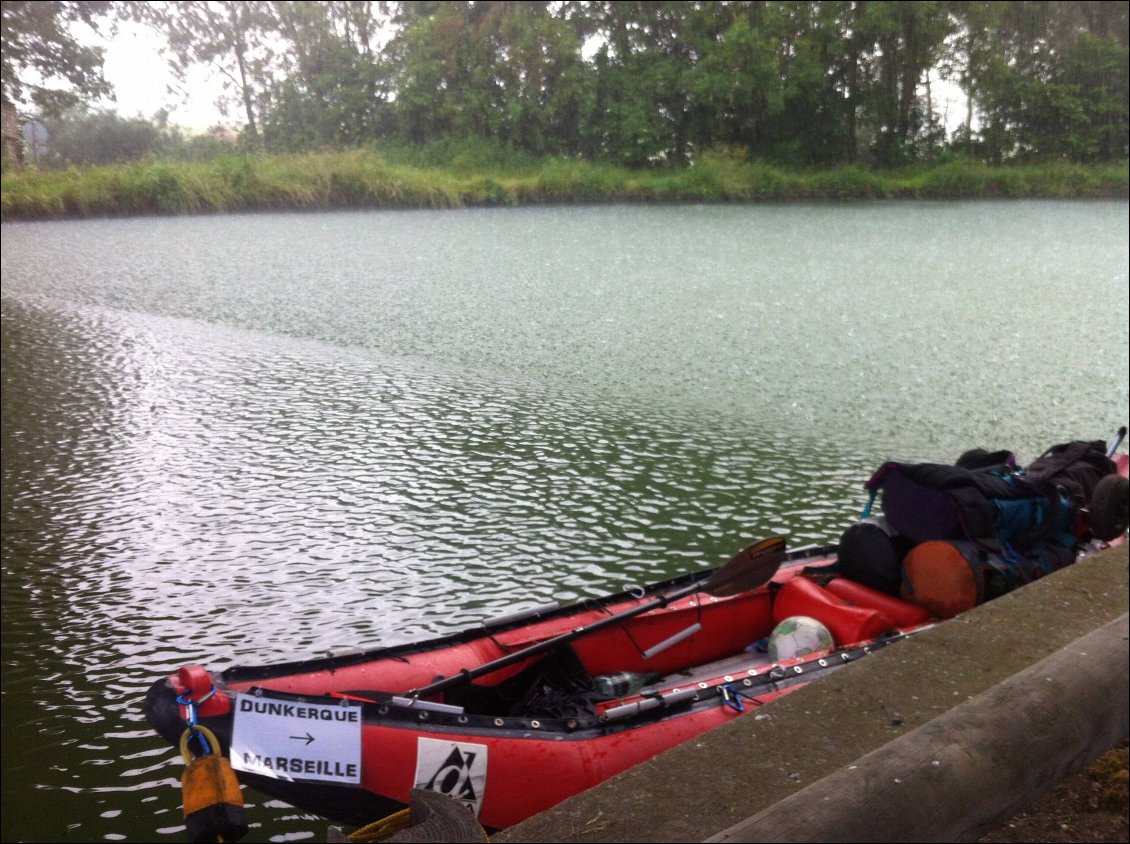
[593,671,657,699]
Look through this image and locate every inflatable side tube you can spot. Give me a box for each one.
[772,577,895,647]
[824,577,931,628]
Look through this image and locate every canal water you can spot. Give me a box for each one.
[2,202,1127,842]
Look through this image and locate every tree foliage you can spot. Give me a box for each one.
[1,1,114,114]
[34,0,1130,167]
[126,1,280,144]
[41,109,164,165]
[260,1,393,151]
[958,1,1129,162]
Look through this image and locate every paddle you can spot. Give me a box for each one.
[407,536,787,700]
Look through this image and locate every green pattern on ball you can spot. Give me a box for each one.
[768,615,834,661]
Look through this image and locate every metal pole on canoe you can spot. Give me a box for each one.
[1108,426,1127,457]
[407,536,787,700]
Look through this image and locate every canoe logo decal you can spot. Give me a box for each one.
[414,738,488,816]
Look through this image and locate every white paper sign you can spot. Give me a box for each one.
[413,738,488,816]
[230,693,362,784]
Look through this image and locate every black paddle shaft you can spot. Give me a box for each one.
[408,536,786,700]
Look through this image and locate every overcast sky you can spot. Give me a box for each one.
[92,20,226,131]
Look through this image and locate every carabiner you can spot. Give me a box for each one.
[720,683,744,712]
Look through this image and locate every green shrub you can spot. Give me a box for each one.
[1,150,1126,221]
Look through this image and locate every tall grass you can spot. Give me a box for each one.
[2,148,1126,221]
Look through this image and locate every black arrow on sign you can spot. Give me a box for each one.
[289,732,315,745]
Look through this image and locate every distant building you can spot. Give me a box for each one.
[2,99,23,164]
[204,125,241,145]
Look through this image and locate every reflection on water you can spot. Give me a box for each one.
[4,203,1128,454]
[2,202,1127,841]
[0,298,871,843]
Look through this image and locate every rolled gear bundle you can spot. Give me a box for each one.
[837,515,914,596]
[900,539,1076,619]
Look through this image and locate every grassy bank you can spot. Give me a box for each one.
[2,148,1127,220]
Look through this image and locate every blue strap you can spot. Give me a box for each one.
[187,725,213,757]
[861,489,878,520]
[176,692,199,728]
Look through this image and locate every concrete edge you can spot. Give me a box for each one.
[707,613,1129,843]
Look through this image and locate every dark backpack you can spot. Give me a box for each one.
[863,440,1115,552]
[1023,440,1116,504]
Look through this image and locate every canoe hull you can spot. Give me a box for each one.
[146,545,935,829]
[146,638,865,829]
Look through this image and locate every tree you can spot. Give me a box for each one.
[570,1,714,165]
[128,1,279,145]
[261,1,393,150]
[386,2,588,157]
[1,1,114,114]
[852,1,954,167]
[384,4,496,144]
[43,108,167,165]
[960,1,1129,161]
[761,1,859,165]
[685,7,782,156]
[486,3,589,156]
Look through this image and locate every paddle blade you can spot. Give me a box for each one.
[704,536,787,597]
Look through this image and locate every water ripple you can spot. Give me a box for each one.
[3,203,1127,842]
[3,295,873,840]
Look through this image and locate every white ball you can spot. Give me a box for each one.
[768,615,835,661]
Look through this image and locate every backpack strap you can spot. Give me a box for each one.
[1023,440,1116,503]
